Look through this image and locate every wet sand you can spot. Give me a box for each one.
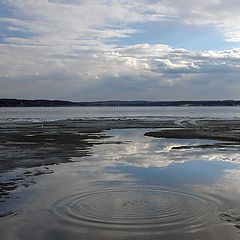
[0,119,177,202]
[2,118,240,170]
[1,118,240,197]
[145,119,240,142]
[1,118,240,239]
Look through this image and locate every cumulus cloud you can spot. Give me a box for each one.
[0,0,240,100]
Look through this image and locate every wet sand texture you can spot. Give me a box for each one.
[1,118,240,200]
[145,119,240,142]
[220,210,240,229]
[0,119,176,171]
[2,118,240,172]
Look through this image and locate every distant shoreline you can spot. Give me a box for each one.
[0,98,240,107]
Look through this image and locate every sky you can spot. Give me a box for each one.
[0,0,240,101]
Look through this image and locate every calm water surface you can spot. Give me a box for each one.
[0,108,240,239]
[1,106,240,121]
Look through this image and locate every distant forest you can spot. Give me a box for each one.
[0,99,240,107]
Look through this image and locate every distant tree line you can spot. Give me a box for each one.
[0,98,240,107]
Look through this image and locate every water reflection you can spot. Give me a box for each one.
[92,129,240,169]
[1,128,240,239]
[52,187,219,234]
[193,168,240,205]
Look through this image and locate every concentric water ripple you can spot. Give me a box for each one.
[51,187,219,233]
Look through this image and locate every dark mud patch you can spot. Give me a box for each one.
[32,169,54,176]
[145,119,240,144]
[0,211,18,218]
[0,119,177,172]
[145,129,240,142]
[0,168,54,201]
[220,209,240,230]
[171,142,240,150]
[0,181,18,199]
[88,140,128,145]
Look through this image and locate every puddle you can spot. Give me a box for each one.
[52,187,219,233]
[1,127,240,239]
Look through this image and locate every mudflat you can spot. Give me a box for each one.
[1,118,240,239]
[1,118,240,199]
[1,118,240,171]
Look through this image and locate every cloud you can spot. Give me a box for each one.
[75,129,240,170]
[161,0,240,42]
[1,41,240,100]
[4,0,240,45]
[0,1,240,100]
